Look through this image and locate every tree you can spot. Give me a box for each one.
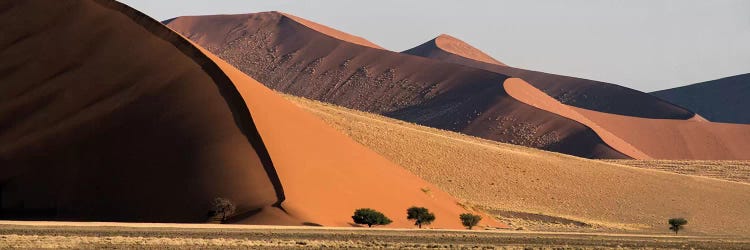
[407,206,436,228]
[668,218,687,234]
[351,208,392,228]
[210,197,236,222]
[459,213,482,229]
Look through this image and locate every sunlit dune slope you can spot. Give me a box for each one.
[505,78,750,160]
[402,34,507,66]
[0,0,498,229]
[286,95,750,236]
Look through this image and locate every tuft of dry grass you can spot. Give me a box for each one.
[285,94,750,236]
[607,160,750,184]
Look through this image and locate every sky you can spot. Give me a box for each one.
[121,0,750,92]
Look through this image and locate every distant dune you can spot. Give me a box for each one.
[402,34,694,120]
[0,0,498,229]
[652,73,750,124]
[506,78,750,160]
[165,12,630,159]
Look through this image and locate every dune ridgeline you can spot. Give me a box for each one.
[0,0,501,229]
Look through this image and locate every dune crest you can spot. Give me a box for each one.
[278,12,384,50]
[433,34,507,66]
[504,78,650,159]
[0,0,501,229]
[166,13,630,159]
[403,36,694,120]
[505,78,750,160]
[652,73,750,124]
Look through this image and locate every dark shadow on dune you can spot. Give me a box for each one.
[93,0,287,208]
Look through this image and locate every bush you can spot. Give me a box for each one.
[459,213,482,229]
[210,197,236,222]
[668,218,687,234]
[352,208,392,227]
[407,206,435,228]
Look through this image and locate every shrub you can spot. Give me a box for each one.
[407,206,435,228]
[459,213,482,229]
[351,208,392,228]
[668,218,687,234]
[210,197,236,222]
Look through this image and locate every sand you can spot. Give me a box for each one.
[402,34,694,119]
[165,12,629,159]
[652,73,750,124]
[286,94,750,236]
[403,34,507,66]
[506,78,750,160]
[0,0,498,229]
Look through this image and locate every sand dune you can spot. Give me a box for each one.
[506,78,750,160]
[403,34,507,66]
[402,35,694,120]
[0,0,499,229]
[286,95,750,236]
[652,73,750,124]
[165,12,628,159]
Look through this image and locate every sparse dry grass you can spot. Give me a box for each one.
[1,222,749,249]
[285,94,750,236]
[607,160,750,184]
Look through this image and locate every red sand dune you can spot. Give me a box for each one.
[0,0,502,229]
[402,35,694,120]
[166,13,629,159]
[652,73,750,124]
[403,34,507,66]
[506,78,750,160]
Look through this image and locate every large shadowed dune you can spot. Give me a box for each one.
[652,73,750,124]
[165,13,629,159]
[0,0,497,229]
[402,34,695,120]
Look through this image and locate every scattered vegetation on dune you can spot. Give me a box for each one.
[607,160,750,184]
[284,94,750,235]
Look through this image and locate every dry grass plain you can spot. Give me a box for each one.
[284,95,750,236]
[608,160,750,184]
[1,221,749,249]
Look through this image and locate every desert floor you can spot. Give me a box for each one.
[1,221,748,249]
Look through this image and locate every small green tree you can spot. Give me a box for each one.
[352,208,392,228]
[210,197,236,222]
[459,213,482,229]
[668,218,687,234]
[407,206,436,228]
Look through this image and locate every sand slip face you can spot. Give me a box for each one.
[0,0,501,229]
[166,13,629,159]
[653,73,750,124]
[505,78,750,160]
[432,34,507,66]
[403,35,694,120]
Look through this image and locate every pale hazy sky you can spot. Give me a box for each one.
[121,0,750,92]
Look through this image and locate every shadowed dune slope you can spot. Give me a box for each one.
[402,35,694,119]
[165,13,627,159]
[0,0,499,229]
[652,73,750,124]
[402,34,507,66]
[506,78,750,160]
[286,95,750,236]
